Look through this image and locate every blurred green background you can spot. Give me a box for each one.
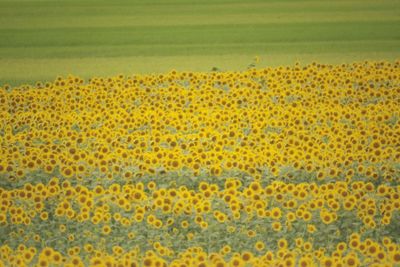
[0,0,399,85]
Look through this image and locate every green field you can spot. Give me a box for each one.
[0,0,399,85]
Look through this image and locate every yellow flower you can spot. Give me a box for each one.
[102,225,111,235]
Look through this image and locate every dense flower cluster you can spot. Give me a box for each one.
[1,238,400,267]
[0,61,399,266]
[1,62,399,182]
[1,179,399,229]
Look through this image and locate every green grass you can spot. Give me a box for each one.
[0,0,399,86]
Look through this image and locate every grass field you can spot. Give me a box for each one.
[0,0,399,85]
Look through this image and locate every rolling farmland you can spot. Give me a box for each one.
[0,0,399,85]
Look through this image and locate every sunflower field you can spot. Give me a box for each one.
[0,61,399,267]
